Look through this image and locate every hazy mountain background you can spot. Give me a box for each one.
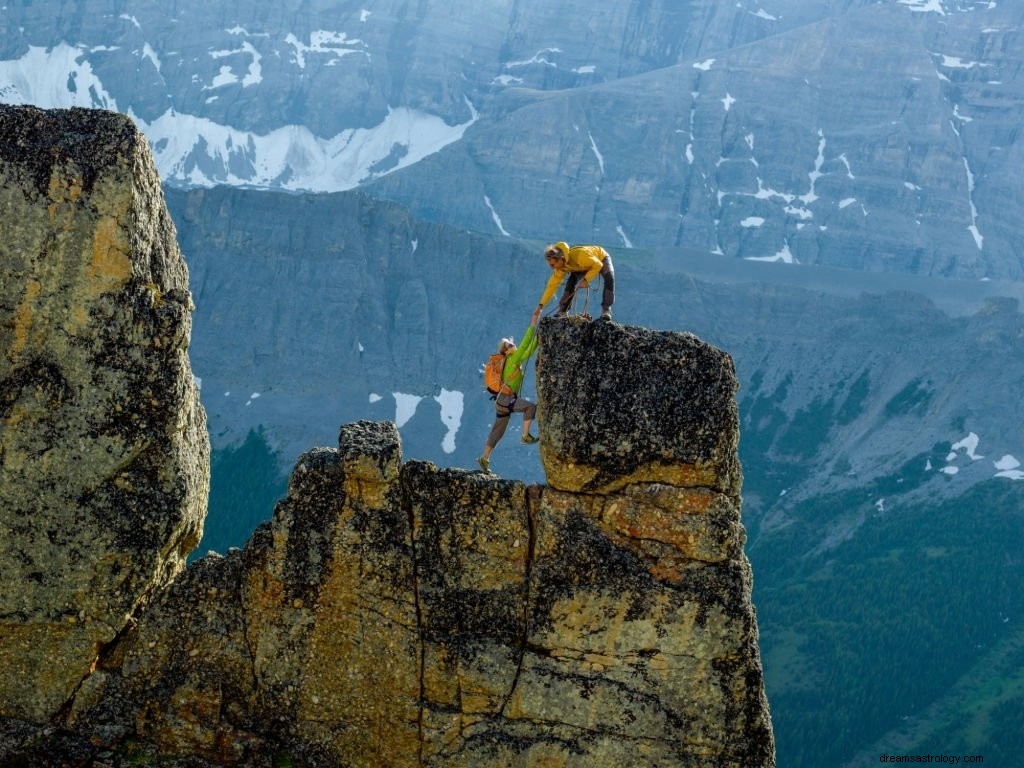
[3,1,1023,765]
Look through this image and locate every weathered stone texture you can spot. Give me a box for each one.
[536,317,743,496]
[0,105,208,722]
[65,408,771,766]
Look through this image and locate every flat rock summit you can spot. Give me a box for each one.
[0,105,774,767]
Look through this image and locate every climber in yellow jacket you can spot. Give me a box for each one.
[537,241,615,320]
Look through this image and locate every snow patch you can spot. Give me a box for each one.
[994,455,1021,471]
[939,55,981,69]
[953,105,973,123]
[994,454,1024,480]
[505,48,561,70]
[434,389,464,454]
[963,157,983,250]
[141,43,161,73]
[393,393,422,428]
[899,0,946,14]
[137,102,478,192]
[942,431,995,475]
[0,43,117,110]
[484,195,510,237]
[285,30,366,69]
[746,242,796,264]
[838,154,855,179]
[207,41,262,88]
[588,132,605,175]
[492,74,524,86]
[0,43,478,193]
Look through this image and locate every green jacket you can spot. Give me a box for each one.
[502,324,538,394]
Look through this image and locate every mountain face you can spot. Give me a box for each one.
[3,0,1024,279]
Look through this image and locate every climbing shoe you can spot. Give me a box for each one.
[600,308,612,320]
[477,456,490,472]
[521,433,538,444]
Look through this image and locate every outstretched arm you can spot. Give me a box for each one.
[538,269,565,308]
[510,322,538,366]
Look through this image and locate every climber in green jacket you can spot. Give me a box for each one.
[538,241,615,320]
[477,307,541,473]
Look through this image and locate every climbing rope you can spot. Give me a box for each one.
[542,282,593,320]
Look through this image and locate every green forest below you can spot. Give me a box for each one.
[748,476,1024,767]
[195,428,287,559]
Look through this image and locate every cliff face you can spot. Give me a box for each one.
[67,385,768,767]
[65,326,771,767]
[0,105,209,724]
[0,106,772,767]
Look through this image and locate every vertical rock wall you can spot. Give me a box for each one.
[69,349,772,766]
[0,105,209,722]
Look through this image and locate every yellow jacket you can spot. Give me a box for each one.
[538,242,609,308]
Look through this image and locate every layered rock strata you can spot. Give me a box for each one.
[0,105,209,723]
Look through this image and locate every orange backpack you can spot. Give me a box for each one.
[484,353,513,397]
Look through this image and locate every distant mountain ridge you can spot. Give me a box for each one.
[3,0,1023,278]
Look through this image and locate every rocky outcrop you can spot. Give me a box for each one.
[537,318,742,495]
[0,106,771,766]
[0,105,209,723]
[57,325,771,767]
